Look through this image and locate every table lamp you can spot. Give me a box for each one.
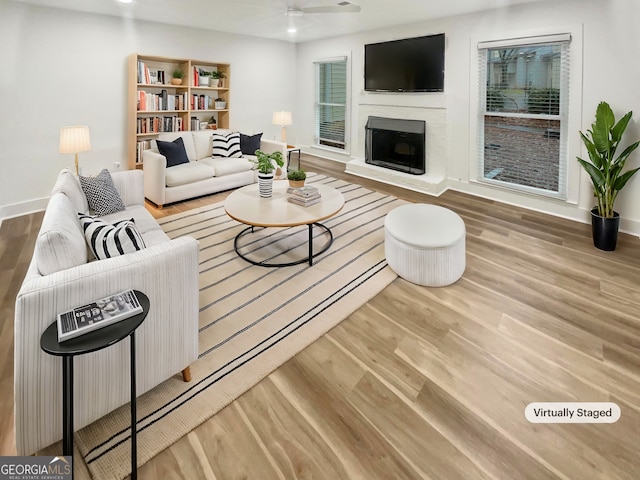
[59,125,91,175]
[272,111,292,144]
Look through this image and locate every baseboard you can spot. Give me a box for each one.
[0,197,48,221]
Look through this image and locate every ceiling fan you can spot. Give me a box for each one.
[284,0,361,17]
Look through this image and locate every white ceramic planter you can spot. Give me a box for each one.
[257,172,274,198]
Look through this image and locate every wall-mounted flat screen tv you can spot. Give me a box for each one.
[364,33,445,92]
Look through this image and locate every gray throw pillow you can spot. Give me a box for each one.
[79,169,126,216]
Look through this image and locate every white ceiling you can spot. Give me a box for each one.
[12,0,557,43]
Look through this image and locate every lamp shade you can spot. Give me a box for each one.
[272,111,292,127]
[59,125,91,154]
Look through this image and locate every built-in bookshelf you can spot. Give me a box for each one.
[127,54,230,169]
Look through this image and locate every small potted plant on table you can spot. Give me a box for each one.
[577,101,640,251]
[250,150,284,198]
[287,169,306,188]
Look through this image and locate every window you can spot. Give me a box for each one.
[478,34,570,197]
[314,57,348,151]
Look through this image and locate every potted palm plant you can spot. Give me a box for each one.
[250,150,284,198]
[577,101,640,251]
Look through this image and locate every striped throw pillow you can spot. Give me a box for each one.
[212,132,242,158]
[79,214,146,260]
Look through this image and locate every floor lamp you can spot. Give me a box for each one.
[272,111,292,144]
[59,125,91,175]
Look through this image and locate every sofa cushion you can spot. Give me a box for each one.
[35,193,87,276]
[199,157,253,177]
[240,132,263,156]
[51,168,89,213]
[157,137,190,168]
[79,214,146,260]
[192,131,213,160]
[165,161,215,187]
[79,169,126,216]
[101,205,163,236]
[212,132,242,158]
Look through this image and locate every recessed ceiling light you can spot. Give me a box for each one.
[287,27,297,33]
[118,0,133,4]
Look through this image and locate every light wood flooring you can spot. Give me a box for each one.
[2,155,640,479]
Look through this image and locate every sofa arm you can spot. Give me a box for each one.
[14,236,200,455]
[142,149,167,207]
[111,169,144,207]
[260,138,289,178]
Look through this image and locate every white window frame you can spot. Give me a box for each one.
[470,28,583,205]
[313,55,351,154]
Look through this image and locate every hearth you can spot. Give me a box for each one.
[365,116,426,175]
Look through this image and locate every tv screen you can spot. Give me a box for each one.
[364,33,445,92]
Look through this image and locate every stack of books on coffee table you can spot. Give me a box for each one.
[287,185,322,207]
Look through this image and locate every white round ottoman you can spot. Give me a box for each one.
[384,204,465,287]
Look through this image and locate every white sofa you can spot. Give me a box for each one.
[142,129,287,207]
[14,168,200,455]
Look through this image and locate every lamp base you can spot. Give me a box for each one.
[280,126,287,144]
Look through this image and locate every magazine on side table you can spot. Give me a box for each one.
[56,289,143,342]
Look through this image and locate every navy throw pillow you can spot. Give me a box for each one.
[157,137,190,167]
[240,133,263,156]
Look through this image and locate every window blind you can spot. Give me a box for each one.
[478,37,570,197]
[315,58,347,150]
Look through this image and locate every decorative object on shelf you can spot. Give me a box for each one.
[577,101,640,251]
[250,150,284,198]
[210,70,226,88]
[171,69,184,85]
[214,98,227,109]
[287,168,306,188]
[198,69,211,87]
[59,125,91,175]
[273,110,292,143]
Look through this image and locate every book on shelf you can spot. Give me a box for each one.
[56,290,143,342]
[136,139,152,163]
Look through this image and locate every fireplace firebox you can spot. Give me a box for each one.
[365,116,426,175]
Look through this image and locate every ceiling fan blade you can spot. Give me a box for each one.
[302,3,361,14]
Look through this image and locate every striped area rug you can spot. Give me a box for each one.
[74,175,405,479]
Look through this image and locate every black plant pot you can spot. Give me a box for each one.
[591,208,620,251]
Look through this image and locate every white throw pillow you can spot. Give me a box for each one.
[211,132,242,158]
[79,214,146,260]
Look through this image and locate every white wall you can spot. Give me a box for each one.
[0,0,296,218]
[294,0,640,235]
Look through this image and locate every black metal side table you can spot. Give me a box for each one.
[40,290,149,480]
[286,145,301,171]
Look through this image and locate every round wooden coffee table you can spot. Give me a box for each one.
[224,181,345,266]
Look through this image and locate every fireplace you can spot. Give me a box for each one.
[365,116,426,175]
